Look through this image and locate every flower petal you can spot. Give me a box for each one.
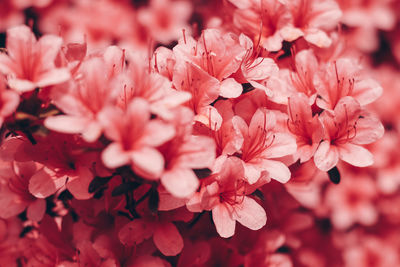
[234,197,267,230]
[212,204,235,238]
[153,222,184,256]
[161,168,199,198]
[314,141,339,171]
[338,143,373,167]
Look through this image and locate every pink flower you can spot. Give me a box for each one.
[117,53,191,120]
[193,157,267,238]
[174,29,246,98]
[232,108,297,184]
[0,25,70,92]
[0,75,19,127]
[100,98,175,179]
[0,160,46,222]
[138,0,193,44]
[314,97,384,171]
[232,0,301,51]
[45,52,122,142]
[15,133,104,200]
[325,171,378,229]
[173,61,222,128]
[285,0,342,47]
[119,207,190,256]
[287,93,324,163]
[235,34,279,95]
[158,107,216,198]
[314,58,383,111]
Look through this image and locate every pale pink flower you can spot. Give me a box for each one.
[100,98,175,179]
[45,51,122,142]
[0,25,70,93]
[117,53,191,120]
[138,0,192,44]
[314,97,384,171]
[0,160,45,222]
[232,108,297,184]
[284,0,342,47]
[15,133,105,200]
[194,157,267,238]
[232,0,301,51]
[287,93,324,163]
[119,208,191,256]
[235,34,279,95]
[173,61,222,129]
[0,76,19,127]
[174,29,246,98]
[314,58,383,111]
[325,172,378,229]
[158,107,216,198]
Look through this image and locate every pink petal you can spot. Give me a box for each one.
[8,78,35,92]
[66,167,93,200]
[212,204,236,238]
[141,120,175,147]
[101,143,131,169]
[38,35,63,66]
[6,25,36,60]
[314,141,339,171]
[27,198,46,222]
[0,53,14,75]
[352,114,384,145]
[153,222,184,256]
[158,191,186,211]
[131,147,164,179]
[118,219,154,246]
[0,187,26,218]
[36,68,71,88]
[353,78,383,106]
[234,197,267,230]
[219,78,242,98]
[29,168,67,198]
[338,143,373,167]
[177,135,216,169]
[81,121,103,143]
[243,163,261,184]
[0,90,19,118]
[263,133,297,159]
[44,115,87,134]
[262,159,291,183]
[304,29,332,47]
[161,168,199,198]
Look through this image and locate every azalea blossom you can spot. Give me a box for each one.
[314,97,384,171]
[0,25,70,93]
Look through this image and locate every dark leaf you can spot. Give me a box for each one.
[327,166,340,184]
[148,189,159,214]
[111,182,141,197]
[251,189,265,201]
[88,176,112,193]
[193,168,212,179]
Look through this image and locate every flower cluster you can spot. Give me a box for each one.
[0,0,398,266]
